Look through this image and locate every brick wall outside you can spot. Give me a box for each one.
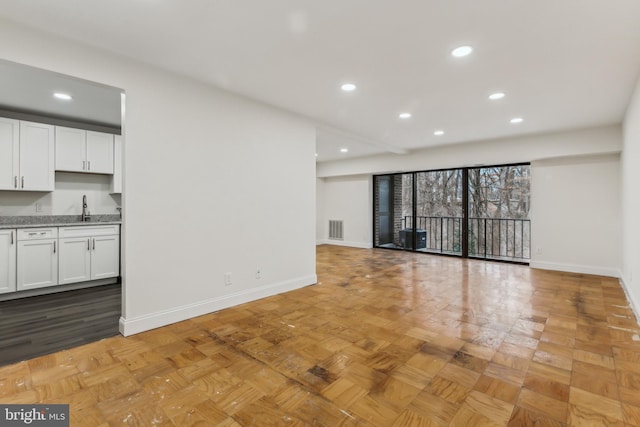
[393,175,403,246]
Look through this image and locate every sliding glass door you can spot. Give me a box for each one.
[415,170,463,254]
[468,165,531,261]
[374,164,530,263]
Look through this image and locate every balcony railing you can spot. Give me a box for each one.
[401,216,531,261]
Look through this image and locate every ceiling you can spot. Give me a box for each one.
[0,60,122,128]
[1,1,640,162]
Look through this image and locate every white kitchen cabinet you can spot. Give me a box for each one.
[19,121,56,191]
[86,131,114,174]
[17,228,58,291]
[110,134,122,194]
[55,126,114,174]
[0,118,19,190]
[0,229,17,294]
[54,126,85,172]
[59,225,119,285]
[91,234,120,280]
[58,236,91,285]
[0,118,55,191]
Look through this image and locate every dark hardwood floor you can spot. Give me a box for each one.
[0,284,121,366]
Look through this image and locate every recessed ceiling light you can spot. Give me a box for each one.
[399,113,412,119]
[315,153,318,157]
[53,92,72,101]
[340,148,349,153]
[341,83,356,92]
[510,117,524,124]
[433,130,445,136]
[489,92,505,100]
[451,46,473,58]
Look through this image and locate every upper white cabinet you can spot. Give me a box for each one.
[54,126,85,172]
[55,126,114,174]
[0,118,55,191]
[86,131,114,174]
[0,117,19,190]
[0,229,17,294]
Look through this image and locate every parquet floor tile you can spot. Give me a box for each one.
[1,245,639,426]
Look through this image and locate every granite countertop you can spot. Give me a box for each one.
[0,215,121,230]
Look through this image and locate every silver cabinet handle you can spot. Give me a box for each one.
[88,239,90,251]
[93,238,95,250]
[21,176,24,188]
[83,160,86,170]
[88,161,91,171]
[11,231,13,245]
[14,176,17,188]
[53,241,56,253]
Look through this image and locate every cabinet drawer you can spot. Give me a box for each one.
[59,225,119,238]
[17,228,58,240]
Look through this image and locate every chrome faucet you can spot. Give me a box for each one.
[82,195,90,222]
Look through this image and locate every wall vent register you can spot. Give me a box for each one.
[329,220,344,240]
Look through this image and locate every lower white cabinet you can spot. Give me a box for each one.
[0,229,17,294]
[58,237,92,284]
[59,225,119,285]
[17,228,59,291]
[2,225,120,295]
[91,234,120,280]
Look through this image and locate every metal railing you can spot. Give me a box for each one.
[401,216,462,254]
[401,216,531,261]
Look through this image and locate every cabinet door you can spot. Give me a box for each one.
[110,135,122,194]
[0,117,20,190]
[55,126,86,172]
[19,121,55,191]
[91,235,119,280]
[86,131,114,174]
[58,237,91,285]
[0,230,17,294]
[17,239,58,291]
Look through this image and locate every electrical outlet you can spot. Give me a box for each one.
[536,247,542,255]
[256,268,261,279]
[224,272,232,286]
[35,203,43,213]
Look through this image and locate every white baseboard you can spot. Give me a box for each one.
[529,260,620,278]
[119,274,317,336]
[316,239,373,249]
[619,273,640,326]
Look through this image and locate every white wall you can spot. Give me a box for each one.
[317,175,372,248]
[0,18,317,335]
[316,178,325,243]
[0,173,120,216]
[317,125,623,277]
[530,154,621,277]
[317,125,621,178]
[622,76,640,313]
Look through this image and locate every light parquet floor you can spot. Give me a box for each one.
[2,245,640,426]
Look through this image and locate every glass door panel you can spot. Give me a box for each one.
[415,170,463,255]
[468,165,531,261]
